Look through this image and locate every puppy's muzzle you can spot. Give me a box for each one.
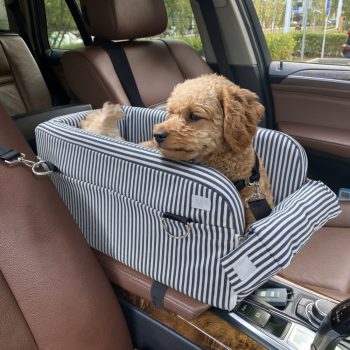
[154,131,167,146]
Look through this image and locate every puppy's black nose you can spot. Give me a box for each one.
[154,131,167,145]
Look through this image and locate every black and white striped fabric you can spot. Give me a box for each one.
[221,180,340,300]
[35,106,340,310]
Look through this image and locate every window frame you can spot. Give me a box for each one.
[33,0,90,53]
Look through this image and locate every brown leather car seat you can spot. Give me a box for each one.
[62,0,212,108]
[0,33,52,116]
[0,103,132,349]
[280,202,350,302]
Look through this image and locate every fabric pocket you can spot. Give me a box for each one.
[51,172,239,309]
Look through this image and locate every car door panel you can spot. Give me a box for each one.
[277,122,350,159]
[272,76,350,157]
[268,62,350,191]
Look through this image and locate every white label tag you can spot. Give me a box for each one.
[191,194,211,211]
[232,255,257,282]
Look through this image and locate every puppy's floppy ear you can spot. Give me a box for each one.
[221,82,265,153]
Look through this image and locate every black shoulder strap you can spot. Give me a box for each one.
[94,38,145,107]
[198,0,235,82]
[0,144,21,162]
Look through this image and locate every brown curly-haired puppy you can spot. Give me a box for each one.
[81,74,273,227]
[145,74,274,227]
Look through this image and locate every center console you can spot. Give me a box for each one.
[214,277,350,350]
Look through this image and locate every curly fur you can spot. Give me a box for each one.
[150,74,274,227]
[81,74,274,227]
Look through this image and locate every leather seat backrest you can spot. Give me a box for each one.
[0,33,52,115]
[0,103,133,350]
[63,0,212,108]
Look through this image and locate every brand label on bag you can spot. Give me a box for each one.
[192,194,211,211]
[232,255,257,282]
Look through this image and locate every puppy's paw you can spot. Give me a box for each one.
[101,102,125,122]
[80,101,125,140]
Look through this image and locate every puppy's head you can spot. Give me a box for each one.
[153,74,264,161]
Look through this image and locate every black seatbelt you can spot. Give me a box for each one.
[198,0,235,82]
[65,0,92,47]
[94,39,145,107]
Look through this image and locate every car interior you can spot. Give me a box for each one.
[1,0,350,349]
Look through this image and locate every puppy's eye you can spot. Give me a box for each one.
[189,114,202,122]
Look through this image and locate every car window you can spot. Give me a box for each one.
[0,0,9,31]
[44,0,203,55]
[158,0,203,57]
[44,0,83,49]
[253,0,350,66]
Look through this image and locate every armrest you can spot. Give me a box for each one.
[94,250,210,320]
[325,200,350,228]
[13,104,92,151]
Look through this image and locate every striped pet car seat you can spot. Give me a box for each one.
[35,106,340,310]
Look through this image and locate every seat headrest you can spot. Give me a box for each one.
[80,0,168,40]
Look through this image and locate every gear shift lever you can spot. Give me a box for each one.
[311,298,350,350]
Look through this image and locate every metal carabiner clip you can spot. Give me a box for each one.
[244,181,266,208]
[32,160,54,176]
[5,153,54,176]
[4,153,30,167]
